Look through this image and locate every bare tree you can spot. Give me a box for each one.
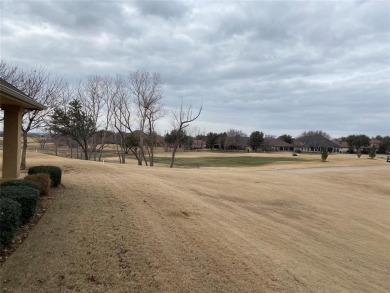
[193,128,206,150]
[98,76,116,161]
[299,130,331,139]
[21,72,66,168]
[170,101,202,168]
[130,70,164,166]
[112,75,141,164]
[262,134,276,152]
[0,60,22,86]
[78,77,102,160]
[0,61,66,169]
[35,134,50,149]
[145,102,166,166]
[225,129,247,150]
[77,75,116,161]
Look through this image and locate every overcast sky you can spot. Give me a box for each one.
[1,0,389,138]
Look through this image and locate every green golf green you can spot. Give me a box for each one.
[153,156,307,167]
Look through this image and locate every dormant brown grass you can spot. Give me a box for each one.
[0,150,389,292]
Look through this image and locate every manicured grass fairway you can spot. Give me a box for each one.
[154,156,307,167]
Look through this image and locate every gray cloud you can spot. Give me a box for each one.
[1,0,389,137]
[134,0,190,19]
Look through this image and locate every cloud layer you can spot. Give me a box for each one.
[1,0,389,137]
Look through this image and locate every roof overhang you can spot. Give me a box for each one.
[0,82,46,110]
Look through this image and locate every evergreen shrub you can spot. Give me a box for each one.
[28,166,62,187]
[1,179,41,191]
[0,197,21,249]
[369,146,376,159]
[321,146,329,162]
[0,186,39,223]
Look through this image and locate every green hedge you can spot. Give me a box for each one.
[28,166,62,187]
[1,179,41,192]
[0,186,39,223]
[0,197,22,249]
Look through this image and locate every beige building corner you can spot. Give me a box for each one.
[0,78,46,180]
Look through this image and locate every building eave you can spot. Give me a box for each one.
[0,80,46,110]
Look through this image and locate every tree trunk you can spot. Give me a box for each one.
[149,126,154,167]
[83,139,89,160]
[83,148,89,160]
[150,143,154,167]
[89,137,94,161]
[120,135,125,164]
[98,146,103,162]
[138,124,144,165]
[137,148,142,165]
[20,131,28,170]
[121,141,126,164]
[98,133,106,162]
[170,144,178,168]
[115,136,122,164]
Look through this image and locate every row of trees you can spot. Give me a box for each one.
[50,74,202,168]
[50,72,166,165]
[0,60,202,168]
[202,130,289,151]
[201,130,390,153]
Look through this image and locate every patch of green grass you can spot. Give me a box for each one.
[153,156,307,168]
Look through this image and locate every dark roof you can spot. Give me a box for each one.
[0,78,28,96]
[294,134,340,148]
[264,138,293,147]
[333,139,349,148]
[0,77,46,110]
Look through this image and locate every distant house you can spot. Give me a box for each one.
[333,139,349,153]
[362,138,381,153]
[369,139,381,148]
[334,138,381,154]
[191,139,205,150]
[293,134,340,153]
[263,138,294,151]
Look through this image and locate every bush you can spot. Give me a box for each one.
[0,197,21,249]
[0,186,39,223]
[321,146,329,162]
[369,146,376,159]
[24,174,51,196]
[28,166,62,187]
[1,179,41,192]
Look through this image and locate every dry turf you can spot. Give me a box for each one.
[0,151,389,292]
